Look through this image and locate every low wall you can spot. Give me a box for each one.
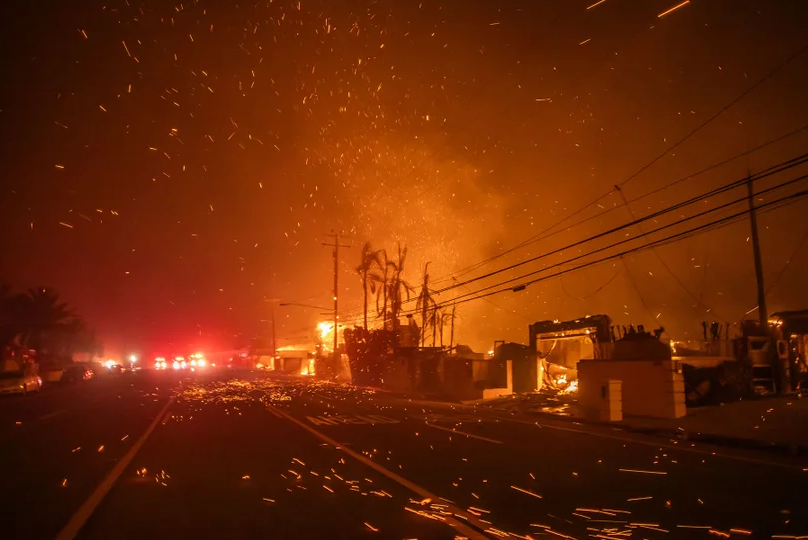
[578,359,685,419]
[379,357,415,393]
[42,369,64,383]
[351,354,514,400]
[444,358,512,400]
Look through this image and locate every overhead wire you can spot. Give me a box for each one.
[420,153,808,301]
[427,179,808,312]
[430,122,808,287]
[428,186,808,312]
[427,41,808,286]
[334,152,808,327]
[614,186,731,323]
[560,265,623,301]
[765,226,808,296]
[333,44,808,327]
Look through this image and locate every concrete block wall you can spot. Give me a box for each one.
[578,359,686,419]
[600,379,623,422]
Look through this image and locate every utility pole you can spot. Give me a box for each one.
[322,232,351,358]
[449,304,456,352]
[271,305,277,359]
[747,173,768,328]
[449,277,457,353]
[264,297,281,367]
[747,173,786,394]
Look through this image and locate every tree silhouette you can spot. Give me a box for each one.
[355,242,383,332]
[374,249,391,328]
[386,243,414,330]
[438,309,452,348]
[14,288,75,352]
[416,262,437,347]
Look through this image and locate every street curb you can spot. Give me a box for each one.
[329,382,808,459]
[503,407,808,458]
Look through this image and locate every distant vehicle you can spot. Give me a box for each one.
[171,356,187,370]
[188,353,207,368]
[108,364,123,374]
[0,371,42,396]
[154,357,168,370]
[62,364,94,383]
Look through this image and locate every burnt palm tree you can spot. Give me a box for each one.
[374,249,392,328]
[355,242,382,332]
[416,262,437,346]
[387,243,414,329]
[438,309,452,348]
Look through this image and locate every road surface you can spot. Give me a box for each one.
[1,369,806,539]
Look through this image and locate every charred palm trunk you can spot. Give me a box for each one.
[362,272,368,332]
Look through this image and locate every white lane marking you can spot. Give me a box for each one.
[54,396,176,540]
[39,409,67,421]
[267,405,490,540]
[160,410,172,425]
[426,423,503,444]
[306,415,336,426]
[421,412,495,424]
[268,409,284,418]
[304,414,400,426]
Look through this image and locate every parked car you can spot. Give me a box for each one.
[0,371,42,396]
[62,364,94,383]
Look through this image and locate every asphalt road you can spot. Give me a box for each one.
[2,370,807,540]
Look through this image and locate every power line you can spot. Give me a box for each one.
[615,43,808,191]
[430,182,808,312]
[422,154,808,301]
[334,153,808,326]
[446,171,808,305]
[765,223,808,296]
[615,185,731,323]
[468,124,808,278]
[428,41,808,286]
[620,257,674,339]
[321,41,808,332]
[560,265,623,301]
[335,39,808,322]
[430,122,808,288]
[314,180,808,332]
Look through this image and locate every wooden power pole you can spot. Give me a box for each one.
[322,232,350,357]
[747,173,787,393]
[747,173,768,328]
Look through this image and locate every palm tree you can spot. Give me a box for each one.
[416,262,437,346]
[387,243,414,330]
[374,249,391,328]
[15,288,75,353]
[355,242,382,332]
[438,309,452,348]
